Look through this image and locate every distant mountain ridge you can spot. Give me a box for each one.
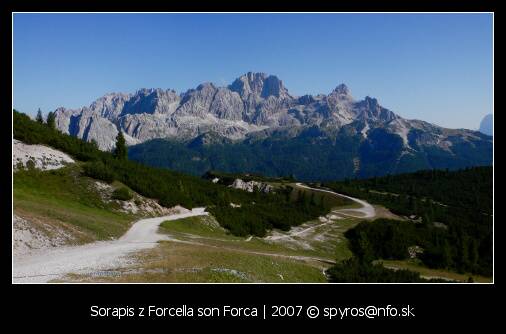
[53,72,492,180]
[479,114,493,136]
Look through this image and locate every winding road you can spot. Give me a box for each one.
[265,183,376,242]
[295,183,376,218]
[12,208,208,283]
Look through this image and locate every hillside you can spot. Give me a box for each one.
[129,125,492,180]
[13,110,329,237]
[13,138,187,257]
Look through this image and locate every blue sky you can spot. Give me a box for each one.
[13,13,493,130]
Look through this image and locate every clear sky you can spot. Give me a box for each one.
[13,13,493,130]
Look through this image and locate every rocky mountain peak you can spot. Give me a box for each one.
[229,72,290,99]
[356,96,397,123]
[122,88,180,116]
[196,82,217,91]
[333,83,351,96]
[364,96,378,105]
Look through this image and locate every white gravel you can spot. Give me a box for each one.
[13,215,76,257]
[13,139,75,171]
[12,208,208,283]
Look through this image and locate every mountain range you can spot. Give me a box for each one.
[54,72,492,180]
[479,114,493,136]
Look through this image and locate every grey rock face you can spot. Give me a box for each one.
[90,92,131,120]
[209,88,244,121]
[122,89,180,116]
[229,178,273,193]
[53,72,488,152]
[228,72,291,99]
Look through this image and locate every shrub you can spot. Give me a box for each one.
[26,159,36,170]
[112,187,133,201]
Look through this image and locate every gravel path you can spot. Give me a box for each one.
[295,183,376,218]
[12,208,208,283]
[264,184,375,243]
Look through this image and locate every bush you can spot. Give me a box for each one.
[26,159,36,170]
[112,187,133,201]
[82,161,115,183]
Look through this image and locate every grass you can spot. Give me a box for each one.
[58,214,359,282]
[160,215,357,261]
[160,215,238,239]
[13,165,136,242]
[378,259,493,283]
[58,241,327,283]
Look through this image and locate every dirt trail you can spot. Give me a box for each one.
[295,183,376,218]
[265,183,376,242]
[12,208,208,283]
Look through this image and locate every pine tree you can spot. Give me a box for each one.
[36,108,44,124]
[114,130,128,160]
[46,111,56,130]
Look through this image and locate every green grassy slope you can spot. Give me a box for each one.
[14,165,135,242]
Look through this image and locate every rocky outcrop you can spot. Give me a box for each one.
[13,139,75,171]
[92,181,186,217]
[229,178,273,193]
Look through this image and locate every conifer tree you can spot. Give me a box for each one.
[36,108,44,124]
[46,111,56,130]
[114,130,128,160]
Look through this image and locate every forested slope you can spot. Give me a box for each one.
[13,110,327,237]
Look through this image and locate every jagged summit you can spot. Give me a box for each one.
[333,83,351,96]
[52,72,487,156]
[228,72,291,99]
